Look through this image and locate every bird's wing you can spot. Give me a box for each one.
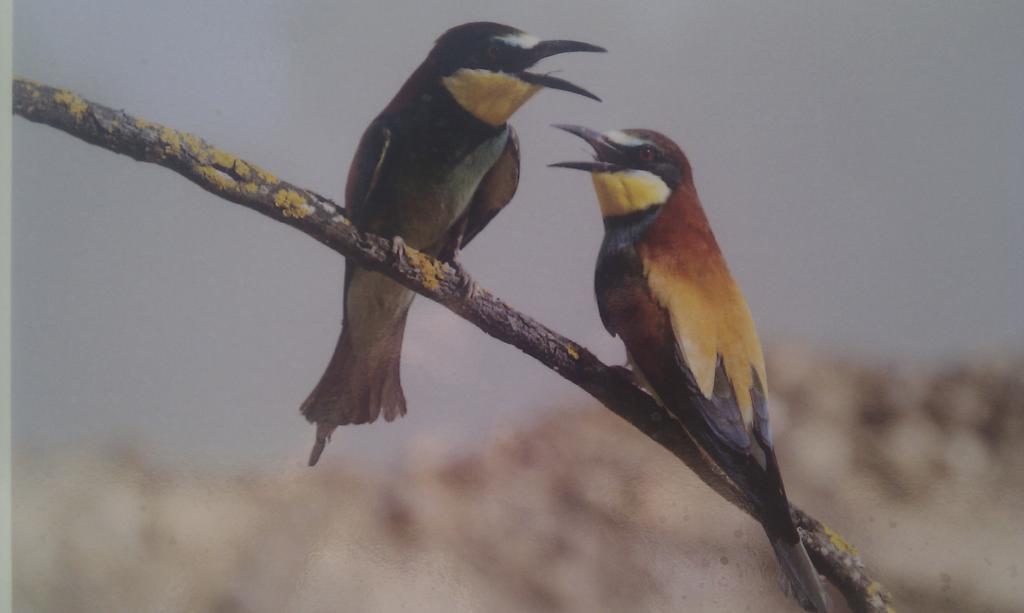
[598,249,767,455]
[439,126,520,259]
[604,247,827,611]
[599,255,780,497]
[344,118,394,224]
[644,259,769,452]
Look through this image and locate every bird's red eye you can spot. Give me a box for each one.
[638,146,655,162]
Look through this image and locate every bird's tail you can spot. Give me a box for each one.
[677,388,831,611]
[754,450,831,612]
[301,267,413,465]
[767,527,831,613]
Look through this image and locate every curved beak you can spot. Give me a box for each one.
[549,124,625,172]
[517,72,600,101]
[532,39,607,58]
[517,39,605,102]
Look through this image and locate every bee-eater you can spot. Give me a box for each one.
[303,23,604,465]
[552,126,830,612]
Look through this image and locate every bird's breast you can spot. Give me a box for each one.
[390,127,509,249]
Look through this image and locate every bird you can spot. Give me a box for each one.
[302,22,605,466]
[551,125,831,612]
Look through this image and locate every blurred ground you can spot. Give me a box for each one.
[13,345,1024,612]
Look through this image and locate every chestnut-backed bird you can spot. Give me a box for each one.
[302,23,604,465]
[552,126,830,612]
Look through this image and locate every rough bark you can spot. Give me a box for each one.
[12,77,895,613]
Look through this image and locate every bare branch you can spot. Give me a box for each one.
[12,76,894,612]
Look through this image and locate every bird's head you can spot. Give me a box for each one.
[431,22,604,126]
[551,125,691,218]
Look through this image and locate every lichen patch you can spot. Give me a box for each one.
[210,147,236,169]
[181,133,205,159]
[159,127,182,155]
[197,165,237,191]
[823,524,859,556]
[255,167,278,185]
[53,90,87,120]
[404,246,445,290]
[274,189,313,218]
[233,159,252,179]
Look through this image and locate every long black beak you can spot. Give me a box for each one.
[549,124,625,172]
[532,39,607,58]
[517,39,605,102]
[518,72,600,101]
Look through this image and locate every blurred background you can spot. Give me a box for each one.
[12,1,1024,611]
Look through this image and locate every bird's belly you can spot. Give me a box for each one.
[393,128,509,250]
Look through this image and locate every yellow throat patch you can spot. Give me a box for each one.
[591,170,671,218]
[442,69,541,126]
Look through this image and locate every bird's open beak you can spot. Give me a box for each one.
[533,39,607,58]
[517,40,605,102]
[517,71,600,101]
[549,124,625,172]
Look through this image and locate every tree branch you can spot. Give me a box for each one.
[12,77,894,612]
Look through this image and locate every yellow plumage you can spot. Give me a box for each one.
[591,170,671,217]
[643,260,767,424]
[442,69,541,126]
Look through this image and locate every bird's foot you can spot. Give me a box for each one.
[390,235,408,263]
[460,276,481,301]
[443,246,462,265]
[448,260,479,300]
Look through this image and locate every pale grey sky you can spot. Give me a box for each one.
[13,1,1024,470]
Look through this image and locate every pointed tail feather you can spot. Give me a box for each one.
[768,530,831,612]
[704,429,830,611]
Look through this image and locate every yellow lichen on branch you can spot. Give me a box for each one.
[53,90,88,120]
[197,165,238,191]
[255,167,278,185]
[273,188,314,219]
[403,246,445,290]
[232,159,252,179]
[159,127,182,155]
[823,524,859,556]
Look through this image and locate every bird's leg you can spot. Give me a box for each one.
[434,224,479,300]
[437,215,469,264]
[390,235,408,263]
[460,274,481,301]
[447,258,480,301]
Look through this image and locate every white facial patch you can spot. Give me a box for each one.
[442,68,541,126]
[604,130,648,147]
[590,169,670,218]
[496,33,540,49]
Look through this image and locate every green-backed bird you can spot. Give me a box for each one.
[552,126,830,612]
[302,23,604,465]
